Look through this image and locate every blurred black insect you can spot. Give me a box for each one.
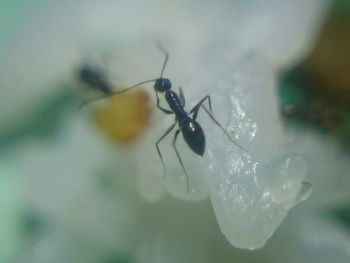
[83,44,245,192]
[78,64,113,95]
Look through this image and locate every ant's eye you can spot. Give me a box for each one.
[155,78,171,92]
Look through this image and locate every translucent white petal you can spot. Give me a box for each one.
[203,55,308,248]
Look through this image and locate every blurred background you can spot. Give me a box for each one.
[1,0,350,262]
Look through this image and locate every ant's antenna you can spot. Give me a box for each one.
[79,78,157,108]
[80,42,169,108]
[156,41,169,78]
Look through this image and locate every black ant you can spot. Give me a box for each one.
[82,44,245,192]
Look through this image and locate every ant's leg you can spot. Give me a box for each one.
[156,123,176,178]
[191,95,247,152]
[189,95,212,120]
[156,92,173,114]
[179,86,185,107]
[172,129,191,193]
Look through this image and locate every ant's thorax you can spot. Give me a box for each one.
[164,90,187,119]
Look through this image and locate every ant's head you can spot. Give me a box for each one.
[154,78,171,92]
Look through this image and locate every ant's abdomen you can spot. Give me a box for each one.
[181,119,205,156]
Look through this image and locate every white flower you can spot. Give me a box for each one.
[2,0,347,262]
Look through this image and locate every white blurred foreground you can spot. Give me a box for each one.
[2,0,348,263]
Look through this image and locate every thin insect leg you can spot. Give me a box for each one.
[172,129,191,193]
[179,86,185,107]
[155,123,176,178]
[189,95,212,120]
[190,95,247,151]
[156,92,173,114]
[200,105,248,152]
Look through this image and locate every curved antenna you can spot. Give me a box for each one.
[79,78,157,108]
[80,42,170,108]
[156,42,169,78]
